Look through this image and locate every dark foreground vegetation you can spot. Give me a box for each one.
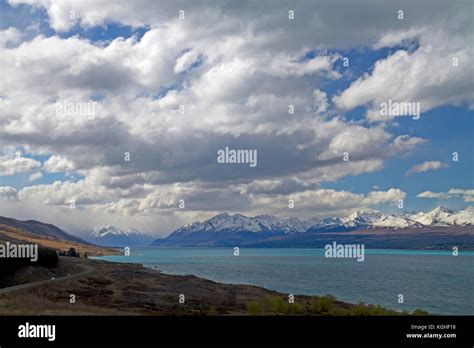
[0,245,58,287]
[247,295,429,315]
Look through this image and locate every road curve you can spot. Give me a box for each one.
[0,262,95,295]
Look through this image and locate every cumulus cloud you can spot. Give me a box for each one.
[312,89,329,115]
[174,50,201,74]
[405,161,448,176]
[0,186,18,200]
[0,25,407,188]
[0,0,471,234]
[43,155,75,173]
[28,171,43,182]
[0,27,22,46]
[0,154,41,175]
[389,135,426,153]
[333,26,473,121]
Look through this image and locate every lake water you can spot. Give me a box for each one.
[94,247,474,315]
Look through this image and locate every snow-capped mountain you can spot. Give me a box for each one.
[152,206,474,247]
[341,209,385,227]
[254,215,313,233]
[340,207,473,229]
[86,225,155,247]
[371,214,422,228]
[173,213,312,236]
[410,206,462,226]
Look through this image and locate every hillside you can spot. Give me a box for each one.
[0,216,88,244]
[0,217,117,256]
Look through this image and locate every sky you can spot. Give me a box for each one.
[0,0,473,236]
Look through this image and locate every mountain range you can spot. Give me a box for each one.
[1,206,472,250]
[152,206,474,248]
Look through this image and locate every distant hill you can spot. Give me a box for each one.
[0,216,116,256]
[0,216,88,244]
[152,207,474,248]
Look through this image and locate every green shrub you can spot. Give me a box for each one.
[311,295,336,314]
[247,300,263,315]
[263,297,287,313]
[412,309,429,316]
[287,302,305,314]
[247,296,305,315]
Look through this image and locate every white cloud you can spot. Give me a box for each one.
[405,161,448,176]
[0,27,22,46]
[333,27,473,122]
[312,89,328,115]
[0,155,41,175]
[390,135,426,153]
[43,155,75,173]
[174,50,200,74]
[270,55,340,78]
[0,186,18,200]
[28,171,43,182]
[417,189,474,203]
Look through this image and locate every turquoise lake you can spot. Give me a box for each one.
[94,247,474,315]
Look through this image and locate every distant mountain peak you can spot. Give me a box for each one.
[91,225,144,237]
[341,209,385,228]
[213,212,231,219]
[430,206,457,214]
[87,225,153,247]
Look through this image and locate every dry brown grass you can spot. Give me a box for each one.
[0,224,118,256]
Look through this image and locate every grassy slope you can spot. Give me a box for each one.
[0,224,118,256]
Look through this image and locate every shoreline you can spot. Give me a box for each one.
[92,247,474,315]
[0,256,428,316]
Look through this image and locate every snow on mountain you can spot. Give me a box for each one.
[153,207,473,246]
[341,209,385,227]
[174,213,318,236]
[411,207,474,226]
[87,225,154,246]
[218,213,263,232]
[255,215,311,233]
[91,225,143,237]
[280,217,313,233]
[172,213,309,235]
[442,210,474,226]
[371,215,422,228]
[169,206,473,238]
[306,217,344,232]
